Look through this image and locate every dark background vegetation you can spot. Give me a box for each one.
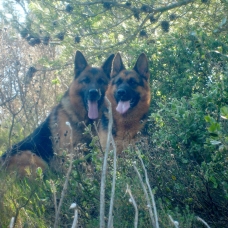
[0,0,228,227]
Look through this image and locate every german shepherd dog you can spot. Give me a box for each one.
[1,51,114,175]
[99,53,151,154]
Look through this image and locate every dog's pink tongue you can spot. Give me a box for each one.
[88,101,98,119]
[116,101,130,114]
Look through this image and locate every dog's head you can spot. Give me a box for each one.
[69,51,114,120]
[108,53,150,114]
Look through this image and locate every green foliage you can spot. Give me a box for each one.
[0,120,31,155]
[51,78,60,85]
[1,0,228,227]
[148,82,228,227]
[0,171,53,227]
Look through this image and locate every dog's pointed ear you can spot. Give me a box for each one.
[101,53,115,78]
[74,51,88,78]
[133,53,149,80]
[111,53,125,78]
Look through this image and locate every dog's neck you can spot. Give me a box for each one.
[112,109,147,139]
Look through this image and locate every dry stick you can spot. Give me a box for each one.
[196,216,211,228]
[93,121,105,155]
[8,114,15,148]
[0,94,17,106]
[11,188,35,228]
[71,209,78,228]
[50,180,58,217]
[137,152,159,228]
[107,134,117,228]
[100,97,113,228]
[168,215,179,228]
[126,184,138,228]
[9,217,15,228]
[133,163,156,227]
[53,122,74,228]
[69,203,78,228]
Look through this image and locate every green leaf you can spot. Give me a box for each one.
[51,78,60,85]
[208,122,221,133]
[36,167,43,176]
[209,176,218,188]
[181,159,189,164]
[221,106,228,119]
[204,115,213,123]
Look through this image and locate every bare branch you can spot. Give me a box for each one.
[0,94,17,107]
[50,180,58,218]
[137,151,159,228]
[107,134,117,228]
[9,217,15,228]
[168,215,179,228]
[133,162,156,227]
[53,122,74,228]
[154,0,195,13]
[70,203,79,228]
[100,96,113,228]
[126,184,138,228]
[196,216,211,228]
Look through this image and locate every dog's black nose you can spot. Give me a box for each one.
[117,89,126,97]
[89,89,99,97]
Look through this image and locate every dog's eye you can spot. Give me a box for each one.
[81,77,90,84]
[116,78,123,86]
[97,78,105,85]
[128,79,137,86]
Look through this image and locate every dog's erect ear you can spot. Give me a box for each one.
[133,53,149,80]
[111,53,125,78]
[74,51,88,78]
[101,53,115,78]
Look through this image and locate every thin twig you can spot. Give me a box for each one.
[154,0,195,13]
[137,151,159,228]
[11,188,36,228]
[196,216,211,228]
[9,217,15,228]
[50,180,57,217]
[168,215,179,228]
[126,184,138,228]
[133,163,156,227]
[0,94,17,106]
[71,209,78,228]
[69,203,78,228]
[100,96,113,228]
[8,114,15,148]
[93,121,105,155]
[107,134,117,228]
[53,122,74,228]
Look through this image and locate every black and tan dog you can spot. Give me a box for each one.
[99,53,151,154]
[1,51,114,175]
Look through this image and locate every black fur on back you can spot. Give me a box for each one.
[2,116,53,163]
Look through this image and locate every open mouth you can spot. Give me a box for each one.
[86,89,102,120]
[88,100,99,119]
[115,86,140,115]
[116,99,135,114]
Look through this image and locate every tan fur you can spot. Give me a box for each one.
[5,151,47,177]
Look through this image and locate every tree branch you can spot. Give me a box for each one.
[154,0,195,13]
